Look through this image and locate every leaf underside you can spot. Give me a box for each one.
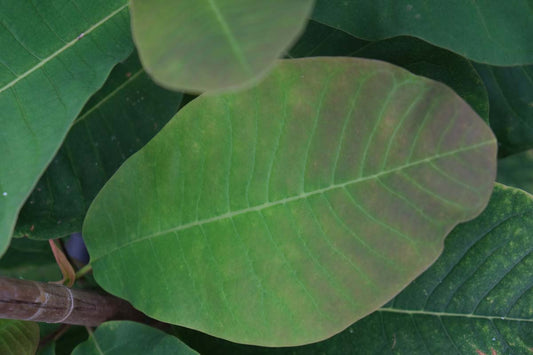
[83,58,497,346]
[129,0,314,92]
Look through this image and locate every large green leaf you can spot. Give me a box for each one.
[473,64,533,157]
[14,52,183,240]
[172,184,533,354]
[288,22,489,121]
[129,0,314,92]
[497,150,533,194]
[0,0,133,256]
[72,321,197,355]
[83,58,497,346]
[312,0,533,65]
[0,319,39,355]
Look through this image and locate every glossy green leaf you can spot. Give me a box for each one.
[289,22,489,121]
[173,184,533,354]
[312,0,533,65]
[72,321,197,355]
[473,64,533,157]
[287,20,369,58]
[14,52,183,240]
[83,58,497,346]
[129,0,314,92]
[0,319,39,355]
[497,150,533,194]
[0,0,133,256]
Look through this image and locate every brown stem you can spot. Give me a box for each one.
[0,277,156,327]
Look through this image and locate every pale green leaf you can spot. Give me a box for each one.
[129,0,314,92]
[72,321,197,355]
[0,0,134,256]
[174,184,533,354]
[312,0,533,65]
[0,319,39,355]
[83,58,497,346]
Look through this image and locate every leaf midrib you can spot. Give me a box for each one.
[91,139,494,261]
[378,307,533,322]
[0,3,129,94]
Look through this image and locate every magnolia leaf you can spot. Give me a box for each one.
[497,150,533,194]
[172,184,533,354]
[0,319,39,355]
[14,52,183,240]
[129,0,314,92]
[312,0,533,65]
[473,64,533,157]
[0,0,133,257]
[72,321,197,355]
[353,36,489,121]
[83,58,497,346]
[0,238,60,282]
[287,20,369,58]
[289,22,489,121]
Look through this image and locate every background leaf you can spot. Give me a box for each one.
[0,0,133,256]
[0,238,60,282]
[83,58,496,346]
[172,184,533,354]
[497,150,533,194]
[129,0,314,92]
[473,64,533,157]
[312,0,533,65]
[72,321,197,355]
[14,52,183,240]
[0,319,39,355]
[288,22,489,121]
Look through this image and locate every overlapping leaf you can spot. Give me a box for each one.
[289,22,489,121]
[129,0,314,92]
[497,150,533,194]
[72,321,197,355]
[173,185,533,354]
[312,0,533,65]
[14,52,183,240]
[83,58,496,346]
[0,0,133,256]
[474,64,533,157]
[0,319,39,355]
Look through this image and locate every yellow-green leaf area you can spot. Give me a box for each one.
[83,58,497,346]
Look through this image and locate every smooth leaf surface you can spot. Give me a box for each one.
[312,0,533,65]
[353,37,489,121]
[129,0,314,92]
[84,58,497,346]
[0,238,60,282]
[72,321,197,355]
[474,64,533,157]
[173,184,533,354]
[289,22,489,121]
[497,150,533,194]
[14,52,183,240]
[0,0,133,256]
[0,319,39,355]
